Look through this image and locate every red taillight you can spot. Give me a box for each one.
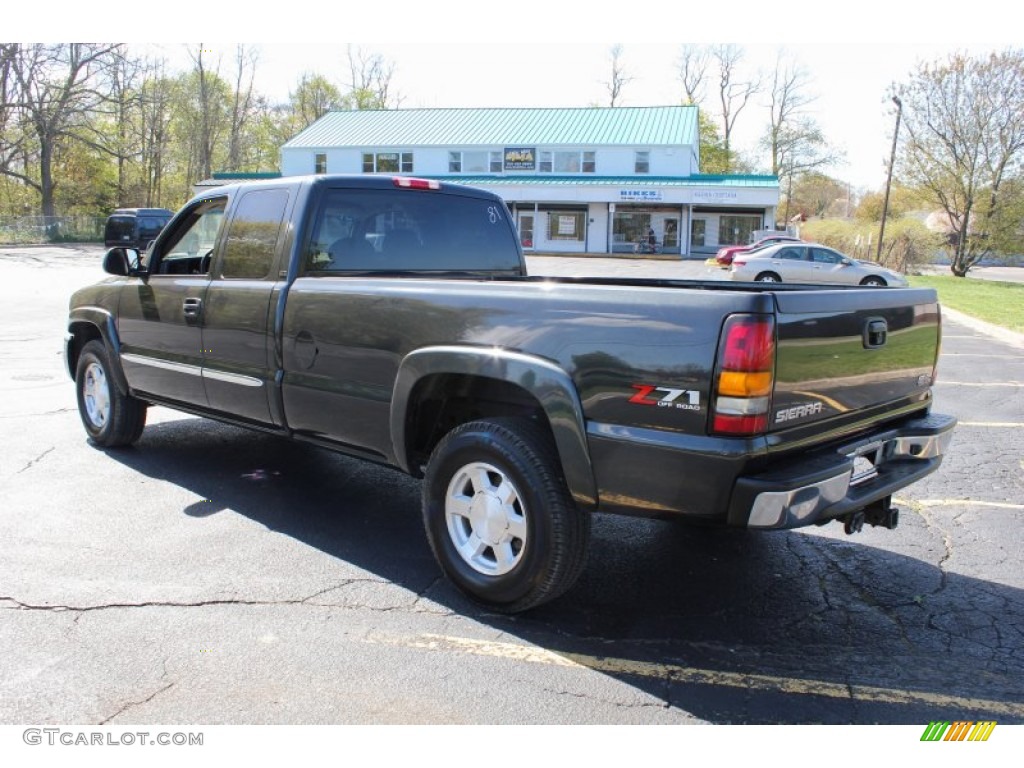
[712,315,776,436]
[722,316,775,371]
[394,177,440,190]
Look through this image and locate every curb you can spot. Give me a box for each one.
[941,306,1024,350]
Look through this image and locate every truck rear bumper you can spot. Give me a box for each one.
[727,413,957,529]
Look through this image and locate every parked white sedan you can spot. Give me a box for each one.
[729,243,909,287]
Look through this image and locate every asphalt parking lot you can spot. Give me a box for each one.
[1,245,1022,726]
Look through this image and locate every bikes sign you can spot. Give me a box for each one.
[619,190,663,202]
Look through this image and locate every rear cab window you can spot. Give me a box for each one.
[305,186,522,276]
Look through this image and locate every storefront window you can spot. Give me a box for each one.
[546,211,585,241]
[719,215,762,245]
[613,211,651,248]
[691,219,706,248]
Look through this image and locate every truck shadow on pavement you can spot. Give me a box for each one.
[105,417,1024,725]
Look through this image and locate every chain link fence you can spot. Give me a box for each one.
[0,216,105,245]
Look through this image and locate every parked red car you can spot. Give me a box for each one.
[715,234,801,266]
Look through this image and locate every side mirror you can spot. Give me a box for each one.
[841,258,854,267]
[103,247,140,276]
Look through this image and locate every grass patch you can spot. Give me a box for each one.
[908,275,1024,334]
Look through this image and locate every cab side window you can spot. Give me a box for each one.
[776,247,804,261]
[152,199,227,275]
[810,248,842,264]
[219,189,290,279]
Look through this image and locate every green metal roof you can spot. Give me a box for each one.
[284,106,700,149]
[425,174,779,188]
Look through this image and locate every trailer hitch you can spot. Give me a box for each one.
[842,497,899,535]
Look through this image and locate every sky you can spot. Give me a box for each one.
[13,1,1020,192]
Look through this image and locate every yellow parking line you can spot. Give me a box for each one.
[365,632,1024,717]
[913,499,1024,511]
[958,422,1024,428]
[942,353,1024,359]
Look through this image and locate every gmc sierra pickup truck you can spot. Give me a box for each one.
[66,175,956,612]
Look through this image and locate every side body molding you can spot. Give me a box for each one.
[391,346,597,510]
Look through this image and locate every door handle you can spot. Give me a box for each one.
[183,298,203,317]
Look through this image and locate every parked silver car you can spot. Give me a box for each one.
[729,243,908,287]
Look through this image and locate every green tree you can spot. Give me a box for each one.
[897,49,1024,276]
[697,110,732,174]
[787,172,847,220]
[289,73,342,131]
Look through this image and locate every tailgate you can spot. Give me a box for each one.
[770,288,940,433]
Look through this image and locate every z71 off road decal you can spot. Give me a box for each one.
[630,385,701,411]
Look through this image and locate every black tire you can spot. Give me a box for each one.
[75,340,147,447]
[422,417,590,613]
[755,271,781,283]
[860,276,887,287]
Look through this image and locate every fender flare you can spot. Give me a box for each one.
[66,307,129,396]
[391,346,597,510]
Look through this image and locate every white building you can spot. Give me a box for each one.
[280,106,780,258]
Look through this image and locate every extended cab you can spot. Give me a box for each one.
[66,175,956,612]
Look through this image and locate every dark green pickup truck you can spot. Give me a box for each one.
[66,175,956,612]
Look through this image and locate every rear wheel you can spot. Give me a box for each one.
[75,340,147,447]
[755,271,781,283]
[422,418,589,613]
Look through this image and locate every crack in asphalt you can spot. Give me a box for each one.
[16,446,54,474]
[0,581,388,614]
[99,681,176,725]
[0,575,451,618]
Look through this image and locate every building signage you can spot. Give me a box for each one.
[557,215,577,236]
[504,148,536,171]
[619,189,663,202]
[694,190,739,201]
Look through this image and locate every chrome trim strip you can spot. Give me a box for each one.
[121,352,203,377]
[121,353,263,388]
[202,368,264,388]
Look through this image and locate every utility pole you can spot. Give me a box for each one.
[876,95,902,262]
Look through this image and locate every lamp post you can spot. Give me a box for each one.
[876,95,903,262]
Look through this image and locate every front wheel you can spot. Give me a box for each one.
[422,418,589,613]
[75,340,147,447]
[860,276,887,287]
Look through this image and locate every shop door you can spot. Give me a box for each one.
[517,213,535,250]
[663,218,680,250]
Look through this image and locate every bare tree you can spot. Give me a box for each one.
[712,44,761,170]
[227,44,259,171]
[189,44,222,180]
[899,49,1024,276]
[139,62,174,206]
[762,51,840,223]
[604,44,633,107]
[677,44,710,104]
[1,43,121,219]
[103,49,147,205]
[345,46,400,110]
